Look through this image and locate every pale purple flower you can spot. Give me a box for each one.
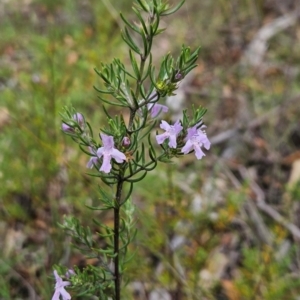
[97,133,126,173]
[52,270,71,300]
[181,125,210,159]
[86,147,99,169]
[147,103,168,118]
[138,92,168,118]
[65,269,75,279]
[156,120,183,148]
[62,113,85,132]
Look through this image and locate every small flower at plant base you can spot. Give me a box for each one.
[65,269,75,279]
[97,133,126,173]
[52,270,71,300]
[156,120,183,148]
[62,113,85,133]
[147,103,169,118]
[181,125,211,159]
[86,147,99,169]
[122,136,131,148]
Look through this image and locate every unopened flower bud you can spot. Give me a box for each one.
[62,122,75,133]
[122,136,131,148]
[61,112,85,133]
[175,72,183,81]
[73,113,85,129]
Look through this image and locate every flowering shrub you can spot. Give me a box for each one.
[55,0,210,299]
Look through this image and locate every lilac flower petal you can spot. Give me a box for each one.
[86,147,98,169]
[52,290,60,300]
[168,135,177,148]
[196,131,211,150]
[87,157,98,169]
[181,125,210,159]
[202,136,211,150]
[101,133,114,148]
[186,126,197,140]
[160,105,168,113]
[160,120,170,131]
[181,139,193,154]
[95,134,126,173]
[148,103,168,118]
[156,133,168,145]
[86,158,93,169]
[54,270,60,281]
[100,155,112,173]
[194,144,206,159]
[52,271,71,300]
[173,120,183,134]
[97,147,104,158]
[111,148,126,163]
[60,288,71,300]
[60,281,71,288]
[156,120,182,148]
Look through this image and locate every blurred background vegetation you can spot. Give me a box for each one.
[1,0,300,299]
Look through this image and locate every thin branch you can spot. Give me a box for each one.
[238,166,300,240]
[242,12,299,67]
[219,159,273,245]
[210,94,300,146]
[114,178,124,300]
[0,259,37,300]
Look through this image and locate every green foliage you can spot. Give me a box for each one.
[2,0,300,299]
[235,246,300,299]
[59,0,207,298]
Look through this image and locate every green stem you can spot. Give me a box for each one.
[114,9,160,299]
[127,56,147,133]
[134,56,146,98]
[114,177,124,300]
[128,11,157,133]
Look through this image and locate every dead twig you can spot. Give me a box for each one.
[0,259,38,300]
[220,159,273,245]
[210,93,300,146]
[238,166,300,240]
[242,12,299,67]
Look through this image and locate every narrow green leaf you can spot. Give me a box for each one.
[129,50,140,79]
[114,59,137,80]
[161,0,185,16]
[132,6,148,35]
[93,85,113,94]
[127,170,148,182]
[121,28,141,54]
[154,27,166,36]
[136,0,149,12]
[182,64,197,75]
[120,13,140,33]
[120,182,133,204]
